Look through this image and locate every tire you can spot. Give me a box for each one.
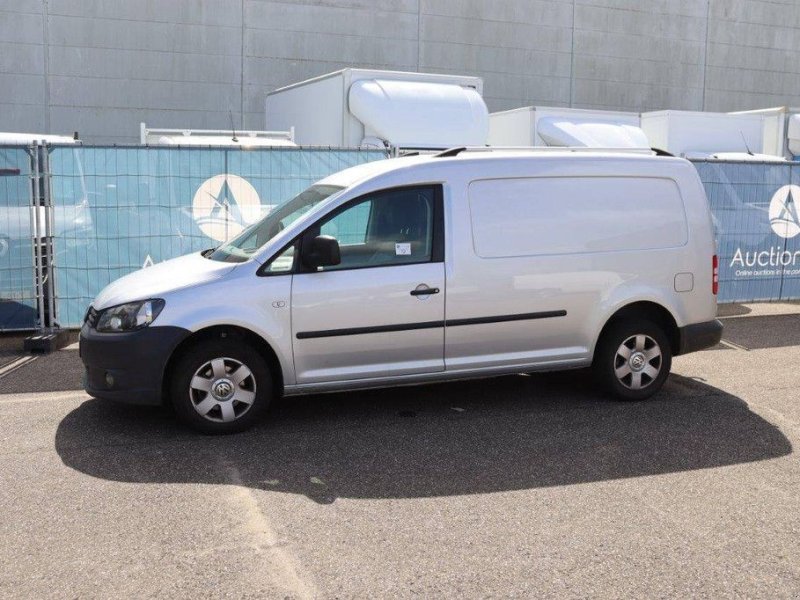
[593,318,672,401]
[169,338,272,434]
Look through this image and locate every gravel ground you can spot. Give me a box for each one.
[1,303,799,598]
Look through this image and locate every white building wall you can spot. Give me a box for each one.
[2,0,800,143]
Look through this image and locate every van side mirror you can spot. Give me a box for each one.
[301,234,341,269]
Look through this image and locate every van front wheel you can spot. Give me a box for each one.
[170,338,272,433]
[593,319,672,401]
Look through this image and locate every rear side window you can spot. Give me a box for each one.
[468,176,688,258]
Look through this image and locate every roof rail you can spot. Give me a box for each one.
[433,146,656,157]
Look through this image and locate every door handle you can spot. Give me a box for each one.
[410,287,440,296]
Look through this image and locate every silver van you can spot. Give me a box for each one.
[80,149,723,433]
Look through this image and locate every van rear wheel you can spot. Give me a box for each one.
[170,338,272,434]
[593,318,672,401]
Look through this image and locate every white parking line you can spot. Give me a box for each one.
[720,339,750,351]
[220,458,319,599]
[0,355,37,379]
[0,390,89,404]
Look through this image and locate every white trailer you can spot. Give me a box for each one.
[140,124,296,147]
[264,68,488,151]
[729,107,800,159]
[640,110,780,159]
[488,106,648,148]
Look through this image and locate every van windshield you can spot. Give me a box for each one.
[207,184,344,263]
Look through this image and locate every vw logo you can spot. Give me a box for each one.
[629,353,646,371]
[212,380,234,399]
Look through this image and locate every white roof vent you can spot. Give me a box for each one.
[537,117,649,148]
[348,79,488,149]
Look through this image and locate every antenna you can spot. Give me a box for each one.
[229,110,238,143]
[740,131,754,156]
[434,147,467,158]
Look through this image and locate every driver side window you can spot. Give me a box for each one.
[313,186,437,271]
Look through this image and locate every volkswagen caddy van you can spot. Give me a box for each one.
[80,149,723,433]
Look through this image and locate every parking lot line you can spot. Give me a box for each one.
[220,457,319,599]
[719,339,750,351]
[0,355,37,379]
[0,390,87,404]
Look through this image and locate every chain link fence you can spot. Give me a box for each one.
[47,146,388,327]
[3,150,800,331]
[0,146,38,331]
[693,160,800,303]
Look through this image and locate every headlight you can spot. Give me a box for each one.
[95,299,165,332]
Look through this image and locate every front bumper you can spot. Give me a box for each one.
[677,319,724,355]
[80,323,191,406]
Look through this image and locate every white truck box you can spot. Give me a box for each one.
[265,68,488,150]
[730,107,800,159]
[640,110,770,158]
[488,106,648,148]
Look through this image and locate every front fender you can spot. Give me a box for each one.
[155,272,296,386]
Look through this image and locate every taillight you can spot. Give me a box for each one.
[712,255,719,295]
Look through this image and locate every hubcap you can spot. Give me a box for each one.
[189,357,256,423]
[614,334,662,390]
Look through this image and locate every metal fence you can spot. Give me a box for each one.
[47,145,387,327]
[0,146,38,331]
[692,160,800,303]
[2,150,799,332]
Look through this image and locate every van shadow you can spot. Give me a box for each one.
[56,372,791,503]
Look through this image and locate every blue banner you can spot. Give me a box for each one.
[41,151,800,330]
[48,146,387,327]
[0,146,37,330]
[693,160,800,303]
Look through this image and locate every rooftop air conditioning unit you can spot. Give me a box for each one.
[488,106,649,149]
[265,68,488,152]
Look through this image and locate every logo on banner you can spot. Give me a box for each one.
[730,183,800,276]
[192,174,262,242]
[769,184,800,239]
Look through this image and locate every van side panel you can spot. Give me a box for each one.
[468,176,688,258]
[276,154,718,393]
[442,157,710,372]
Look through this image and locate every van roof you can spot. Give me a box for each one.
[318,147,667,189]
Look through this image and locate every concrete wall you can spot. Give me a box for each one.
[2,0,800,143]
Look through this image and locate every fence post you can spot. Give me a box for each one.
[30,142,45,330]
[41,146,56,328]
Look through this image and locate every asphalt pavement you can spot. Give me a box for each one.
[1,303,799,598]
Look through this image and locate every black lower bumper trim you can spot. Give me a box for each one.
[678,319,723,355]
[80,324,191,406]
